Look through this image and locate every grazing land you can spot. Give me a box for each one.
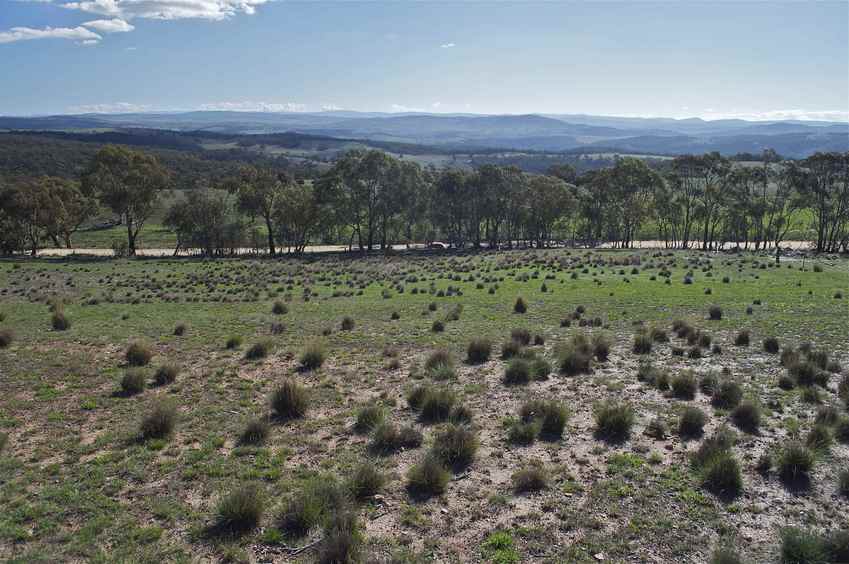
[1,249,848,563]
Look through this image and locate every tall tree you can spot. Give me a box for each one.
[224,165,292,256]
[81,145,169,256]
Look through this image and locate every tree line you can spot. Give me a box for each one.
[1,144,847,257]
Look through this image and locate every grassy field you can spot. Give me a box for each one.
[0,249,847,563]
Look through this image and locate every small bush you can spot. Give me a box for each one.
[594,401,635,443]
[701,452,743,498]
[504,358,531,385]
[530,357,552,381]
[592,333,612,362]
[271,301,288,315]
[730,401,761,433]
[733,330,750,347]
[340,316,355,331]
[215,484,264,534]
[633,332,652,355]
[51,311,71,331]
[431,319,445,333]
[779,527,828,564]
[173,323,187,336]
[558,335,593,376]
[510,328,532,346]
[0,330,13,348]
[239,417,270,445]
[806,424,832,453]
[139,400,177,440]
[430,424,478,470]
[245,339,273,361]
[671,370,698,400]
[406,456,450,497]
[712,380,743,410]
[500,339,523,360]
[419,388,456,423]
[353,405,385,434]
[347,461,385,500]
[777,441,814,486]
[700,372,719,395]
[512,464,549,493]
[678,406,707,438]
[120,369,146,395]
[467,338,492,364]
[270,379,309,420]
[126,341,152,366]
[513,297,527,314]
[708,305,722,320]
[763,336,780,354]
[508,420,538,445]
[225,335,242,349]
[153,364,179,386]
[300,340,326,370]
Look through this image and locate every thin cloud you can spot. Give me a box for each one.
[82,18,134,33]
[440,42,455,49]
[0,25,101,44]
[62,0,271,21]
[198,101,308,112]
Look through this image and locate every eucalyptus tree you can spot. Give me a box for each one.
[224,165,292,256]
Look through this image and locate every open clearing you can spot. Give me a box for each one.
[0,249,847,563]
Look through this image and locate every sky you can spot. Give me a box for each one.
[0,1,847,120]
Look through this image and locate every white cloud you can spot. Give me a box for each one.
[83,18,134,33]
[431,102,441,109]
[698,109,849,122]
[69,101,153,113]
[440,42,455,48]
[0,25,101,44]
[198,101,308,112]
[390,104,427,113]
[321,104,343,112]
[62,0,270,21]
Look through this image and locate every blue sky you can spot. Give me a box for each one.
[1,1,847,120]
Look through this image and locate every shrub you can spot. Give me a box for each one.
[644,417,668,440]
[153,364,179,386]
[51,311,71,331]
[504,358,531,385]
[245,339,273,361]
[733,330,750,346]
[300,340,326,370]
[419,388,456,423]
[467,338,492,364]
[678,406,707,438]
[121,369,146,395]
[513,297,527,314]
[700,372,719,395]
[406,456,450,497]
[126,341,152,366]
[271,300,288,315]
[430,424,478,470]
[593,401,635,443]
[239,417,270,445]
[777,441,814,486]
[406,385,428,410]
[510,328,531,346]
[431,319,445,333]
[712,380,743,410]
[633,332,652,355]
[0,329,13,348]
[730,401,761,433]
[701,452,743,498]
[270,380,309,420]
[353,405,385,434]
[500,340,523,360]
[806,424,832,453]
[215,484,264,534]
[340,316,355,331]
[225,335,242,349]
[508,420,538,445]
[708,305,722,320]
[318,510,361,564]
[173,323,187,336]
[592,333,612,362]
[763,336,780,354]
[347,461,385,500]
[512,464,549,493]
[779,527,828,564]
[528,357,551,381]
[139,400,177,440]
[557,335,594,376]
[671,370,698,400]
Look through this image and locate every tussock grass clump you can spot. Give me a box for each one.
[671,370,698,400]
[449,404,473,424]
[340,316,355,331]
[733,330,750,346]
[650,326,669,343]
[318,510,362,564]
[173,323,187,336]
[346,461,385,500]
[270,379,309,420]
[504,358,531,385]
[225,335,242,349]
[730,401,761,433]
[779,527,828,564]
[557,334,594,376]
[777,440,814,486]
[419,388,456,423]
[710,546,743,564]
[678,406,707,438]
[633,332,652,355]
[239,417,270,445]
[245,339,273,361]
[406,385,428,411]
[500,339,523,360]
[700,371,719,395]
[271,300,288,315]
[510,328,531,346]
[513,297,527,313]
[592,333,612,362]
[139,400,177,440]
[835,418,849,444]
[424,349,453,373]
[430,424,478,470]
[712,380,743,410]
[215,484,264,534]
[839,470,849,498]
[299,339,326,370]
[431,319,445,333]
[406,456,450,498]
[152,362,179,386]
[530,357,552,380]
[279,477,348,537]
[690,427,741,498]
[593,401,635,443]
[806,424,833,453]
[708,305,722,320]
[353,404,385,434]
[369,421,422,454]
[512,463,549,493]
[520,399,569,439]
[0,329,13,348]
[466,338,492,364]
[126,341,152,366]
[121,369,146,395]
[51,310,71,331]
[763,336,780,354]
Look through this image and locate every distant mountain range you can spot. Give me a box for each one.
[1,111,847,157]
